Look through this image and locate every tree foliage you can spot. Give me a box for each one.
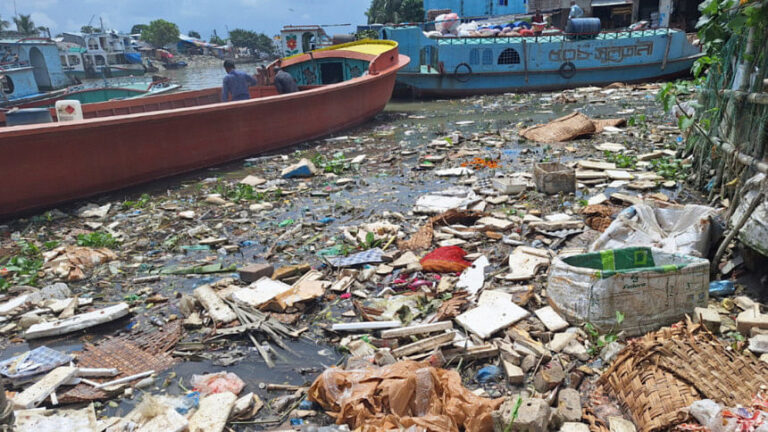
[81,25,96,34]
[228,29,277,57]
[131,24,148,35]
[141,19,179,47]
[366,0,424,24]
[210,29,225,45]
[188,30,201,39]
[13,14,37,35]
[0,15,10,32]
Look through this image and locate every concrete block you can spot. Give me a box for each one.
[514,398,552,432]
[535,306,569,332]
[563,340,590,361]
[734,296,756,310]
[548,332,577,352]
[238,263,274,283]
[609,416,637,432]
[560,422,591,432]
[749,334,768,354]
[503,360,525,385]
[555,388,582,425]
[736,309,768,334]
[533,361,566,393]
[693,307,721,333]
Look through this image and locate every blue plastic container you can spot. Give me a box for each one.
[5,108,53,126]
[566,18,601,37]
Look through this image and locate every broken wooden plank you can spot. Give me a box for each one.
[331,321,402,332]
[392,332,456,357]
[188,392,237,432]
[24,303,130,340]
[13,366,78,409]
[193,285,237,323]
[380,321,453,339]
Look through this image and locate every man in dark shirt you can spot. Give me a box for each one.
[273,66,299,94]
[221,60,257,102]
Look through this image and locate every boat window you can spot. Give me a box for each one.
[498,48,521,65]
[60,55,67,65]
[2,75,13,94]
[302,67,317,85]
[68,55,81,65]
[482,49,493,65]
[95,55,106,65]
[470,48,480,65]
[320,62,344,84]
[87,38,99,50]
[499,0,508,5]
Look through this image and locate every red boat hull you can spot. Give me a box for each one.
[0,47,409,218]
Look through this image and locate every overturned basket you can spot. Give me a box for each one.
[598,320,768,432]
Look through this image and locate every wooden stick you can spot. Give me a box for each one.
[712,191,765,274]
[95,370,154,389]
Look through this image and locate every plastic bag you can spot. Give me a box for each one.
[190,372,245,395]
[420,246,471,273]
[435,13,460,34]
[590,203,719,257]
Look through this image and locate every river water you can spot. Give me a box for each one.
[9,65,686,429]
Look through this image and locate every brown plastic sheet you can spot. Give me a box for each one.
[44,246,118,281]
[308,361,503,432]
[598,320,768,432]
[519,112,625,143]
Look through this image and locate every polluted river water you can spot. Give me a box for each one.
[0,70,702,430]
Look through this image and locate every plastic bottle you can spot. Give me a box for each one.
[709,280,735,297]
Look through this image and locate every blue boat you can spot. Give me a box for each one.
[0,38,73,108]
[381,25,701,97]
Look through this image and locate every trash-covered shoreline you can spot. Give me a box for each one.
[1,84,766,432]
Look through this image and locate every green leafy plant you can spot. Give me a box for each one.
[312,152,351,175]
[584,311,625,356]
[650,157,687,180]
[603,151,637,169]
[359,232,382,249]
[0,240,46,289]
[122,193,151,210]
[76,232,120,249]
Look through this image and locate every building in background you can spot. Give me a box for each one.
[423,0,527,19]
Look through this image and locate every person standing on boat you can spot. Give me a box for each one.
[273,66,299,94]
[532,9,546,35]
[221,59,258,102]
[569,1,584,20]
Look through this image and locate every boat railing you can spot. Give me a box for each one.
[0,60,31,70]
[432,28,671,45]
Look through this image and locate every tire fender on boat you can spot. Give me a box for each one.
[559,62,576,79]
[454,63,472,82]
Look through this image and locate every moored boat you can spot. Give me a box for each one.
[382,24,701,97]
[16,77,181,108]
[0,40,409,218]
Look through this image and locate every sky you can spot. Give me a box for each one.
[1,0,371,39]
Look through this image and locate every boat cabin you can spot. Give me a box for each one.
[278,26,333,57]
[59,32,145,78]
[0,39,71,103]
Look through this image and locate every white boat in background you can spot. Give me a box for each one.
[58,31,146,79]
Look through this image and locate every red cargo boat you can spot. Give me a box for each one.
[0,41,409,218]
